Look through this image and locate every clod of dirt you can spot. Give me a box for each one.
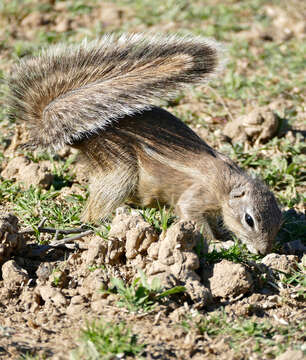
[264,6,306,41]
[208,239,235,252]
[49,268,70,289]
[1,156,54,189]
[66,295,88,316]
[85,234,125,266]
[20,12,45,28]
[78,268,110,297]
[107,209,159,264]
[4,124,30,154]
[97,2,123,28]
[146,221,211,305]
[0,212,23,265]
[275,349,305,360]
[126,223,159,259]
[36,284,68,308]
[2,260,29,290]
[223,108,279,144]
[261,254,299,274]
[72,158,90,185]
[36,262,55,283]
[87,211,211,305]
[207,260,253,299]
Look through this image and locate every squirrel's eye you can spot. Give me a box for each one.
[245,213,254,228]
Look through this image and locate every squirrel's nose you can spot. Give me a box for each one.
[247,241,273,255]
[257,242,273,255]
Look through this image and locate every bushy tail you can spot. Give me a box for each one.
[8,33,225,150]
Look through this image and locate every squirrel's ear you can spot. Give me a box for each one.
[229,186,246,199]
[229,186,246,208]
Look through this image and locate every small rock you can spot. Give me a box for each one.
[70,295,85,305]
[2,260,29,290]
[147,261,169,276]
[147,242,160,260]
[66,303,87,316]
[208,260,253,299]
[146,221,211,306]
[108,212,143,238]
[184,272,212,305]
[85,237,107,265]
[54,16,72,33]
[208,240,235,252]
[158,221,203,266]
[106,238,125,264]
[1,156,53,189]
[275,349,304,360]
[49,269,69,288]
[36,263,54,282]
[20,11,44,27]
[0,212,23,265]
[261,254,298,274]
[264,5,306,41]
[38,285,68,307]
[125,223,158,259]
[223,108,279,144]
[108,212,159,261]
[97,3,123,27]
[79,269,108,296]
[91,299,107,314]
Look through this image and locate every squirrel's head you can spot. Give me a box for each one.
[222,179,282,255]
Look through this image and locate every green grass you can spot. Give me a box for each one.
[14,187,84,227]
[23,151,77,190]
[182,310,306,357]
[92,223,111,240]
[0,179,86,232]
[71,319,144,360]
[218,39,306,104]
[50,157,76,190]
[280,263,306,299]
[20,354,43,360]
[139,205,177,233]
[107,270,185,313]
[12,40,37,59]
[67,0,96,15]
[115,0,270,37]
[203,241,262,264]
[0,178,22,202]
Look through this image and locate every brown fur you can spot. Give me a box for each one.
[8,34,223,150]
[8,34,281,254]
[74,107,281,255]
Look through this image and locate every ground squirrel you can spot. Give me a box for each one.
[8,34,281,255]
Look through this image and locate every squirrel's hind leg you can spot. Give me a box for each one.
[81,164,138,223]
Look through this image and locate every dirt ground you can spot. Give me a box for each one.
[0,210,304,359]
[0,1,305,359]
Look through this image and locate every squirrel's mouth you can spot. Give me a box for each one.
[243,237,273,255]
